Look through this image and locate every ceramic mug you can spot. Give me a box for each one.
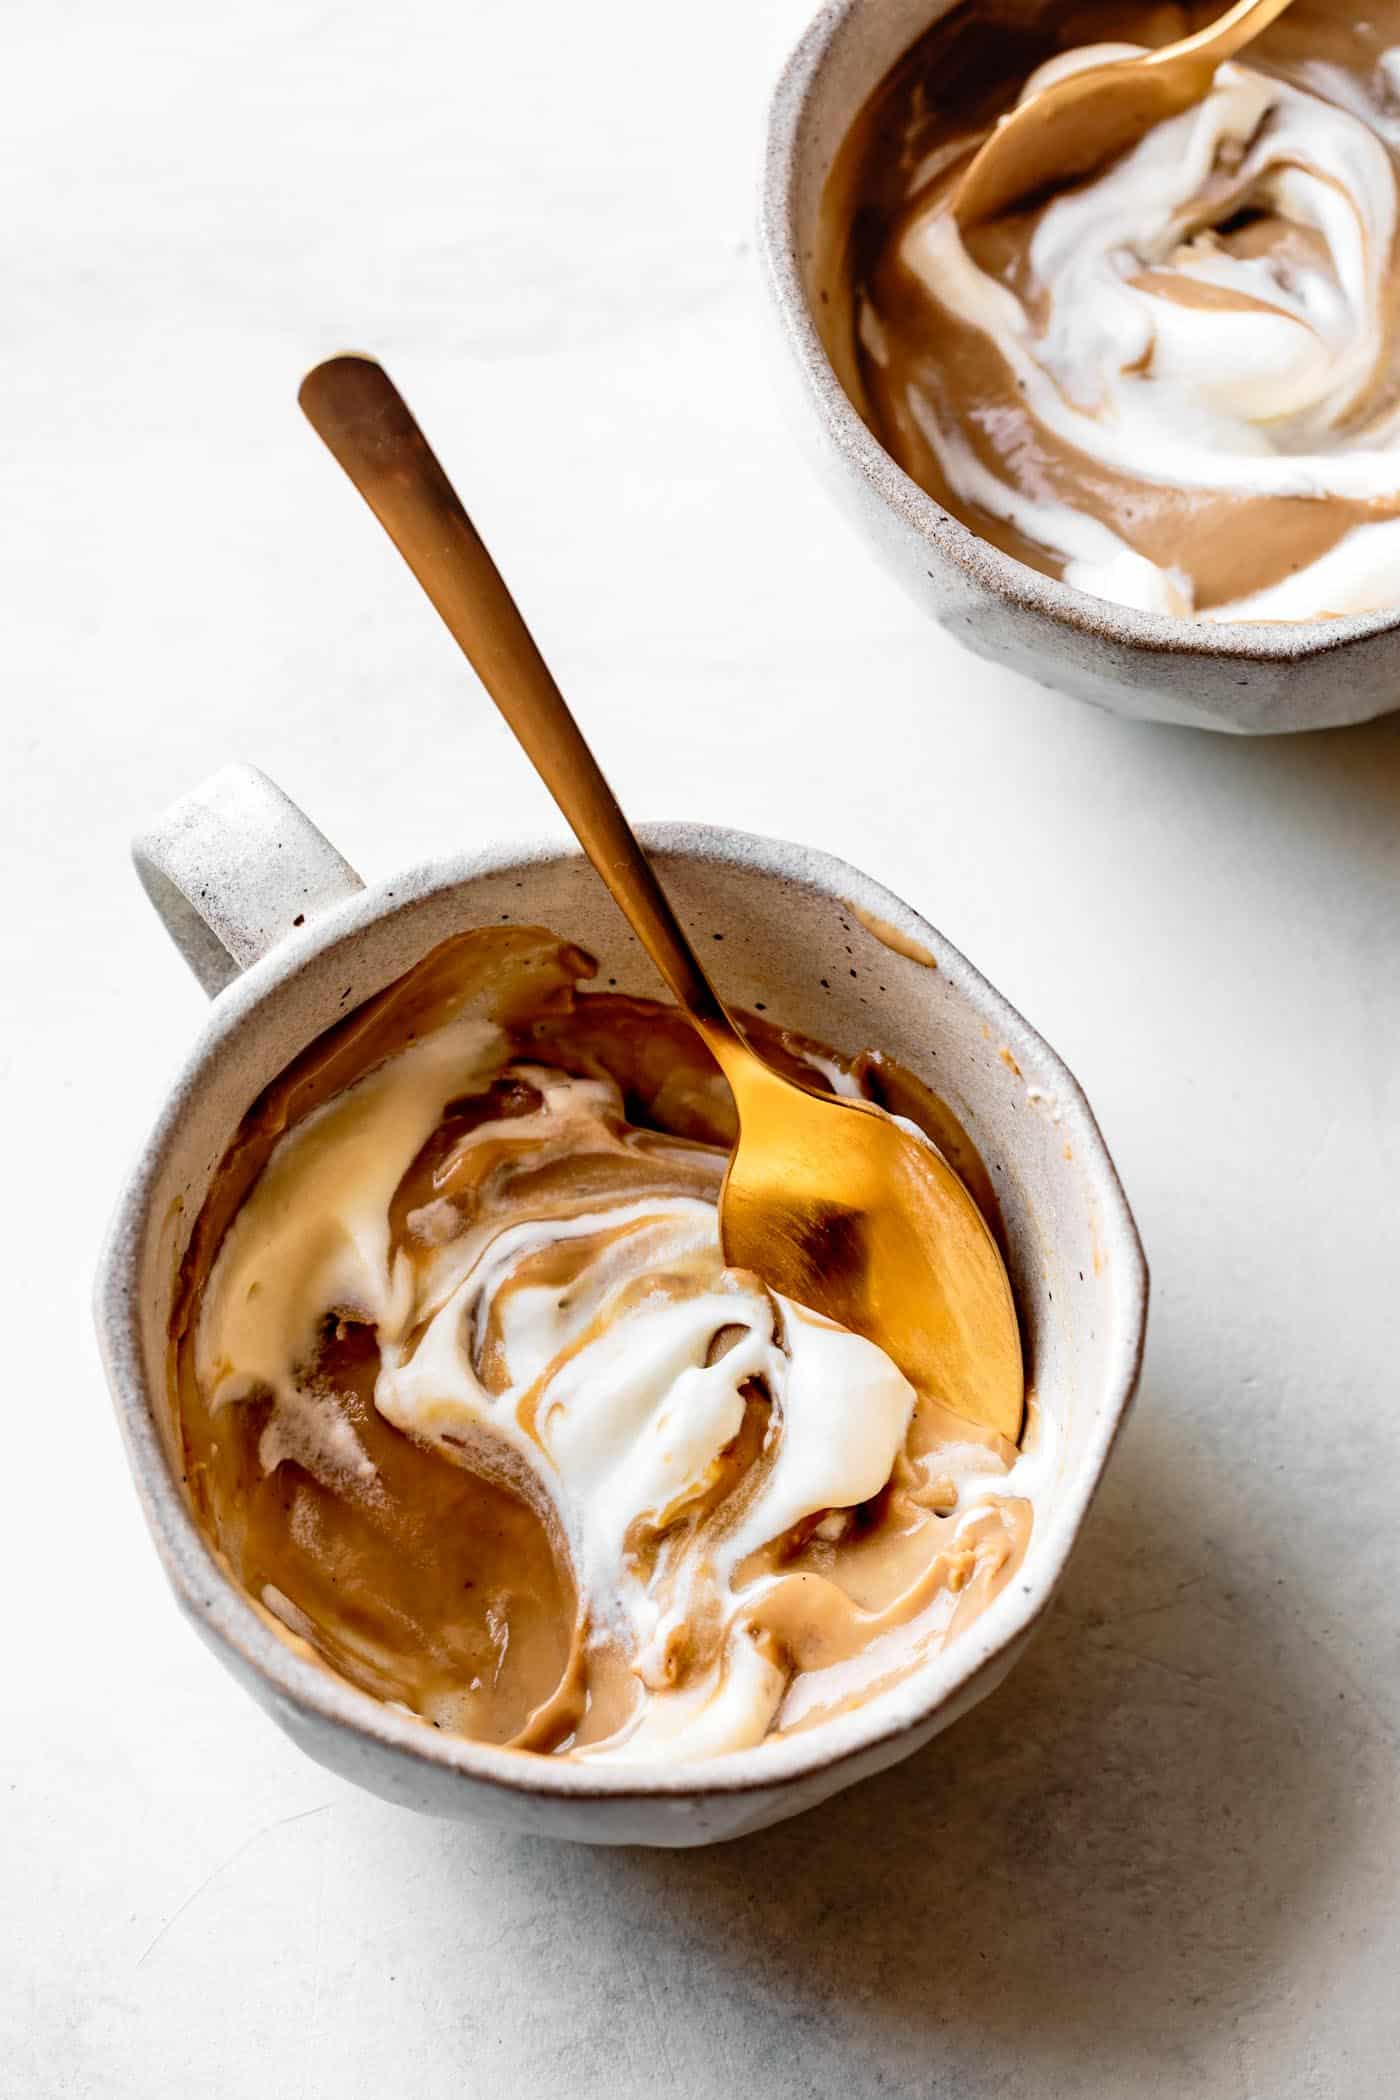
[96,763,1148,1846]
[760,0,1400,735]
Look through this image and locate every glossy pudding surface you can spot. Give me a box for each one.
[173,926,1050,1763]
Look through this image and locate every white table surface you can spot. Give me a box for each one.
[6,2,1399,2093]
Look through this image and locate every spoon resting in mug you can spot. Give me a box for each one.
[298,356,1024,1441]
[952,0,1297,228]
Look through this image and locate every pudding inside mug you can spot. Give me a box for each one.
[96,764,1145,1845]
[762,0,1400,732]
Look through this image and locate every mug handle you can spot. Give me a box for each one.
[133,763,365,996]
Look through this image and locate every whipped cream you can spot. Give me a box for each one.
[857,26,1400,619]
[195,1003,1045,1762]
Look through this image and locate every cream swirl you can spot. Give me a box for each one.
[861,34,1400,618]
[195,1008,1045,1762]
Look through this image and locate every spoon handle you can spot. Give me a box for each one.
[1163,0,1297,68]
[299,355,735,1046]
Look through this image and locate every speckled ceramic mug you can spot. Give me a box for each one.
[760,0,1400,734]
[95,763,1147,1846]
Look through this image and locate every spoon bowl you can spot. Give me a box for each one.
[720,1054,1022,1433]
[952,0,1298,228]
[298,355,1024,1439]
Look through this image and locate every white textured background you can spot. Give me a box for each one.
[4,2,1399,2094]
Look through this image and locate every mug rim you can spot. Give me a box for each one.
[759,0,1400,667]
[96,819,1148,1807]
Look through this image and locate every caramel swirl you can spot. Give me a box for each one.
[176,928,1048,1761]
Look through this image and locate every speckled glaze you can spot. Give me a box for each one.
[760,0,1400,734]
[95,765,1147,1846]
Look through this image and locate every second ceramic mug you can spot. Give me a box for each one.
[760,0,1400,735]
[96,763,1147,1846]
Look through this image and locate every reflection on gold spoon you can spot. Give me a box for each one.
[952,0,1297,229]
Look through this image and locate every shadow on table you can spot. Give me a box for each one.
[591,1389,1368,2090]
[1116,692,1400,854]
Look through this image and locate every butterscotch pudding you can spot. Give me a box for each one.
[173,926,1049,1764]
[836,1,1400,619]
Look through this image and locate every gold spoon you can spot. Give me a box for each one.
[952,0,1297,230]
[298,355,1023,1441]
